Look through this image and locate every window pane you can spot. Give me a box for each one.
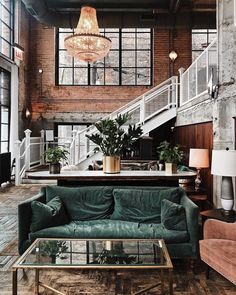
[122,68,135,85]
[74,68,88,85]
[122,33,135,49]
[59,51,73,67]
[122,51,136,67]
[0,70,10,89]
[1,5,11,26]
[90,68,104,85]
[137,68,151,85]
[74,59,87,67]
[2,0,11,10]
[105,69,119,85]
[59,68,73,85]
[192,34,207,51]
[59,32,72,49]
[0,88,10,105]
[0,23,11,43]
[58,125,72,138]
[105,33,119,50]
[137,33,151,49]
[137,51,150,67]
[0,38,10,57]
[105,51,119,67]
[1,107,8,123]
[1,124,8,141]
[1,141,8,153]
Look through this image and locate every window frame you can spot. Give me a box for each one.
[55,28,153,86]
[192,29,217,61]
[0,67,11,153]
[0,0,14,60]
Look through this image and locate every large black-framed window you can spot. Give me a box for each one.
[192,29,217,61]
[0,67,10,153]
[0,0,14,59]
[56,28,153,86]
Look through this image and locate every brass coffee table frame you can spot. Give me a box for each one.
[12,238,173,295]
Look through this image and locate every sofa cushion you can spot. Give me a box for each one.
[30,196,69,232]
[161,199,187,231]
[45,186,114,221]
[29,220,189,244]
[111,187,182,223]
[29,222,76,241]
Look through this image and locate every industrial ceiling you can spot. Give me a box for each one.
[22,0,216,28]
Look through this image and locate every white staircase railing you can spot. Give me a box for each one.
[179,38,217,106]
[69,76,178,165]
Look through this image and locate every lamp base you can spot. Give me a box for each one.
[221,198,234,215]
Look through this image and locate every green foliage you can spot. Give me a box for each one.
[44,146,69,164]
[86,114,143,156]
[157,141,184,164]
[40,240,68,259]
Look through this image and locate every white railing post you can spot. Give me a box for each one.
[139,95,146,124]
[24,129,32,171]
[178,67,185,106]
[77,133,81,163]
[40,130,45,165]
[70,130,77,165]
[170,76,177,106]
[15,140,21,186]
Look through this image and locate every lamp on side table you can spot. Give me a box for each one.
[211,149,236,215]
[189,148,209,191]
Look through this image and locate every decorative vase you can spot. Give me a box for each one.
[165,163,177,174]
[49,163,61,174]
[103,156,120,174]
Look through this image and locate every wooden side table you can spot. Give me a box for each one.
[200,208,236,224]
[182,186,207,210]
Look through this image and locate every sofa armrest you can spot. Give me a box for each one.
[18,187,46,254]
[180,193,199,257]
[204,219,236,240]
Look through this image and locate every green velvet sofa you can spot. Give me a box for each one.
[18,185,199,259]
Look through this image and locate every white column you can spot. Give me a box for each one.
[40,130,45,165]
[15,140,21,185]
[10,65,19,161]
[24,129,32,171]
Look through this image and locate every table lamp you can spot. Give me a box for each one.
[211,150,236,214]
[189,148,209,190]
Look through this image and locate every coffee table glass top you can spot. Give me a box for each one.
[15,239,172,269]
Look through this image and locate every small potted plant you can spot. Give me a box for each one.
[157,141,184,174]
[44,146,69,174]
[39,240,68,263]
[86,114,143,173]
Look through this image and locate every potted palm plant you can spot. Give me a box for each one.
[157,141,184,174]
[44,146,69,174]
[86,114,143,173]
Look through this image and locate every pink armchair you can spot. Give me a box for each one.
[199,219,236,285]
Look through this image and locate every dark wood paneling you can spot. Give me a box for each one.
[174,122,213,204]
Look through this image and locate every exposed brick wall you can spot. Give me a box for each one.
[20,14,192,135]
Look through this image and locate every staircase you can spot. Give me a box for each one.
[69,76,178,170]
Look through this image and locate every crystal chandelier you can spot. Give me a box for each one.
[64,6,112,63]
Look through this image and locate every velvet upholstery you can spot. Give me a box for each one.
[200,219,236,285]
[30,196,69,232]
[18,185,199,259]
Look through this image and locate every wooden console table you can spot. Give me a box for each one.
[27,170,196,186]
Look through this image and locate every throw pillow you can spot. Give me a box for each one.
[30,196,69,232]
[161,199,187,231]
[111,187,182,224]
[45,186,114,221]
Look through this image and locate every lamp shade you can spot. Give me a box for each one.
[211,150,236,176]
[189,148,209,168]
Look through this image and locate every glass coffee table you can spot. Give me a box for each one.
[12,238,173,295]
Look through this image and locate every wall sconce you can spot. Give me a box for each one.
[207,68,218,99]
[25,108,31,118]
[169,50,178,62]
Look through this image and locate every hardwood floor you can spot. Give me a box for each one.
[0,184,236,294]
